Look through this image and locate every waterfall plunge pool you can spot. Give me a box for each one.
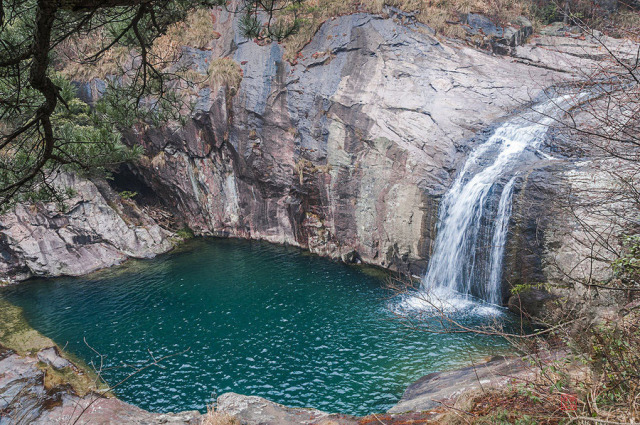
[0,238,511,416]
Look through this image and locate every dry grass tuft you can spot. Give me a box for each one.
[208,57,243,90]
[59,40,131,82]
[59,9,218,82]
[151,9,218,68]
[165,9,218,51]
[201,406,240,425]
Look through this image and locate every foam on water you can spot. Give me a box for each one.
[391,289,505,318]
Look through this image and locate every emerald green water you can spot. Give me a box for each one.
[1,238,509,415]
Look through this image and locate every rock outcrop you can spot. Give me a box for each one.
[1,10,627,290]
[0,173,174,283]
[113,9,565,278]
[0,347,201,425]
[216,393,358,425]
[465,13,533,54]
[388,356,534,413]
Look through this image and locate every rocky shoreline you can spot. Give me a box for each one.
[0,342,536,425]
[0,279,534,424]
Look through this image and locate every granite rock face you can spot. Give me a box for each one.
[0,173,174,283]
[388,356,535,413]
[1,10,620,292]
[115,10,564,277]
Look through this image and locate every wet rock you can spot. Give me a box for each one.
[507,288,559,318]
[36,347,72,370]
[216,393,358,425]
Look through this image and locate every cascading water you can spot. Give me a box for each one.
[486,176,517,304]
[421,96,577,306]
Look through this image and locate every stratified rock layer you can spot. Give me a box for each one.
[0,173,173,282]
[118,11,561,277]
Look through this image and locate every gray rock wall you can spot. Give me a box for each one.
[118,10,562,277]
[0,173,173,283]
[2,12,614,287]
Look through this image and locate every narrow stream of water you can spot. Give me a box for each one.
[1,238,509,416]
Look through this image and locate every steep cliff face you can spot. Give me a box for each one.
[1,8,604,283]
[0,173,173,283]
[116,10,562,276]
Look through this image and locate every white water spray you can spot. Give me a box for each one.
[421,96,577,306]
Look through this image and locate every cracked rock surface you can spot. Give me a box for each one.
[0,347,200,425]
[117,11,569,277]
[0,173,174,282]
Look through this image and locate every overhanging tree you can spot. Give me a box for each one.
[0,0,303,209]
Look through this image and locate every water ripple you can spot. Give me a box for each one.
[2,238,509,416]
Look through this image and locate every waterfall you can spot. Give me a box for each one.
[486,176,517,305]
[421,96,575,305]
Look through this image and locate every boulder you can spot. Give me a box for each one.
[465,14,533,54]
[507,288,558,318]
[216,393,357,425]
[36,347,72,370]
[388,356,533,413]
[0,173,174,282]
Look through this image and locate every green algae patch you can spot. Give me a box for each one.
[0,297,108,397]
[0,297,54,355]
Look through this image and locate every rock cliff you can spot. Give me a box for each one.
[113,9,563,277]
[0,173,173,283]
[0,7,615,290]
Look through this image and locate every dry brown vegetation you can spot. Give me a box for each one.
[58,38,132,82]
[201,406,241,425]
[208,57,244,91]
[57,1,640,82]
[166,8,220,50]
[59,8,220,82]
[276,0,533,61]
